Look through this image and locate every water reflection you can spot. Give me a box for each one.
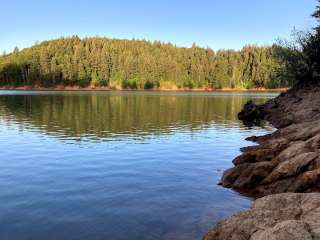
[0,91,276,240]
[0,91,273,142]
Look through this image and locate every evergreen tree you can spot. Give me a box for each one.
[0,36,292,89]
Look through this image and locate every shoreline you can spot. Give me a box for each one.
[205,82,320,239]
[0,86,288,93]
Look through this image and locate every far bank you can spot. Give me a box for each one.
[0,85,288,93]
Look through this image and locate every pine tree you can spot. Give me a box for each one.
[0,36,292,89]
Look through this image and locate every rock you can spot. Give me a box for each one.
[222,119,320,195]
[204,193,320,240]
[262,83,320,128]
[251,220,314,240]
[221,120,320,196]
[238,100,264,125]
[262,152,318,184]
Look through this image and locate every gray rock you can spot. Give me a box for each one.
[204,193,320,240]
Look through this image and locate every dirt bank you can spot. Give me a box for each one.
[0,85,287,93]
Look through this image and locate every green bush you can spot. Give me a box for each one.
[144,81,154,90]
[183,80,195,89]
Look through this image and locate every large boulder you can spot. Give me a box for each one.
[204,193,320,240]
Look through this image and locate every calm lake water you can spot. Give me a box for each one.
[0,91,276,240]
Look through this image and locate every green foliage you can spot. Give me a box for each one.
[0,36,291,89]
[313,0,320,28]
[121,79,138,89]
[275,1,320,84]
[183,79,195,89]
[144,80,154,90]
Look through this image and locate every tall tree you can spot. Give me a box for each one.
[0,36,292,89]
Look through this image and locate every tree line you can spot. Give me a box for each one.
[0,37,292,90]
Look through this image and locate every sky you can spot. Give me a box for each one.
[1,0,317,53]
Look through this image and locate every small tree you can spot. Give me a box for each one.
[275,1,320,84]
[310,0,320,80]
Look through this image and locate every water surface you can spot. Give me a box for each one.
[0,91,276,240]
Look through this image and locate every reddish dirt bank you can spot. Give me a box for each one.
[0,85,113,91]
[205,82,320,240]
[0,85,287,92]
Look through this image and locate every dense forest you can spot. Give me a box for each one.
[0,38,293,90]
[2,0,320,91]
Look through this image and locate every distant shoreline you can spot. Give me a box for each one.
[0,86,288,93]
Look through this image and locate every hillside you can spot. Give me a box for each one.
[0,37,291,90]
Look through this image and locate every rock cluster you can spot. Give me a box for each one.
[205,83,320,240]
[222,83,320,196]
[221,119,320,196]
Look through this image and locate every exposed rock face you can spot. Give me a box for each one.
[204,193,320,240]
[221,83,320,196]
[262,83,320,128]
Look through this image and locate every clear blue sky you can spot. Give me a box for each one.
[1,0,317,52]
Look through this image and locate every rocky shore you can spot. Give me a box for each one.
[205,82,320,239]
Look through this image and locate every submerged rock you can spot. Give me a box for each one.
[204,193,320,240]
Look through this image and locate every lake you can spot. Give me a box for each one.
[0,91,276,240]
